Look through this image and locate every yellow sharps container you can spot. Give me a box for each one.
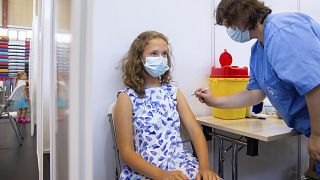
[209,49,249,119]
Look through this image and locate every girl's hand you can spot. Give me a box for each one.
[156,170,189,180]
[196,169,220,180]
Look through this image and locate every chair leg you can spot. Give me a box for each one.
[191,142,198,158]
[115,169,119,180]
[8,116,23,145]
[14,117,24,139]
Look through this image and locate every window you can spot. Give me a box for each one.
[0,28,32,40]
[26,30,32,39]
[18,31,27,40]
[7,0,33,28]
[0,29,8,37]
[8,29,18,40]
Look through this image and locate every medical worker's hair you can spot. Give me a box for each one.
[215,0,272,30]
[121,31,173,97]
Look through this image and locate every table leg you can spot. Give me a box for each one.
[297,135,301,179]
[232,143,238,180]
[218,139,224,178]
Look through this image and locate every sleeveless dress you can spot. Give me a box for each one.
[119,84,199,180]
[14,80,28,110]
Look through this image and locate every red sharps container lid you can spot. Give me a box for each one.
[210,49,249,78]
[219,49,232,67]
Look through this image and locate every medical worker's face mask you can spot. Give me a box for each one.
[227,27,250,43]
[143,56,169,77]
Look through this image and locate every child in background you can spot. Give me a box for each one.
[115,31,219,180]
[14,71,30,123]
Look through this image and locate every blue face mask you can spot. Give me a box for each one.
[227,27,250,43]
[144,56,169,77]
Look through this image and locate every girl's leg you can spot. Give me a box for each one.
[21,109,30,123]
[17,109,22,122]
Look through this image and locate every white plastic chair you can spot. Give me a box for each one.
[0,84,25,145]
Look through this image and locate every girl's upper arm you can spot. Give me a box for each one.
[114,92,135,152]
[176,89,201,136]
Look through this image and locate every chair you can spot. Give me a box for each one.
[108,102,122,179]
[0,84,25,145]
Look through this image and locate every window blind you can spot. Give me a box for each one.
[7,0,33,28]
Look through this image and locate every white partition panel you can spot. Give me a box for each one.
[52,0,71,180]
[31,1,38,137]
[68,0,94,179]
[93,0,214,179]
[39,0,54,180]
[36,0,44,179]
[264,0,298,13]
[40,0,53,155]
[300,0,320,23]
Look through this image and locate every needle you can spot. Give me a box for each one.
[191,87,209,96]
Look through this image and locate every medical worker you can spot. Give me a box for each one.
[195,0,320,176]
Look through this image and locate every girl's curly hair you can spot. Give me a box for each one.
[121,31,173,97]
[216,0,271,30]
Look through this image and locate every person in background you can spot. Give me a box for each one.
[115,31,220,180]
[14,71,30,123]
[195,0,320,177]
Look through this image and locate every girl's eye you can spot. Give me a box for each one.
[150,52,158,56]
[162,52,168,57]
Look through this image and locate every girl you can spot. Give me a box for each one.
[115,31,219,180]
[14,71,30,123]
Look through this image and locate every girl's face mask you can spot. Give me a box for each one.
[227,27,250,43]
[143,56,169,77]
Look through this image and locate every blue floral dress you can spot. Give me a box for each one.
[119,84,199,180]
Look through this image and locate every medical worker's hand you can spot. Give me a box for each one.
[308,134,320,162]
[156,170,189,180]
[195,88,215,106]
[196,169,220,180]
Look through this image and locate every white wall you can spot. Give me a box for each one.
[300,0,320,23]
[92,0,214,179]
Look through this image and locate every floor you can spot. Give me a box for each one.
[0,119,39,180]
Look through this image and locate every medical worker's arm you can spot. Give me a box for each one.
[305,85,320,162]
[176,89,220,180]
[195,88,265,108]
[115,92,189,180]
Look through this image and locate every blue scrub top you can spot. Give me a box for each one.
[247,13,320,137]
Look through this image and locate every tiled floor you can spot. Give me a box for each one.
[0,120,39,180]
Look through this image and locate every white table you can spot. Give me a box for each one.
[197,116,300,180]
